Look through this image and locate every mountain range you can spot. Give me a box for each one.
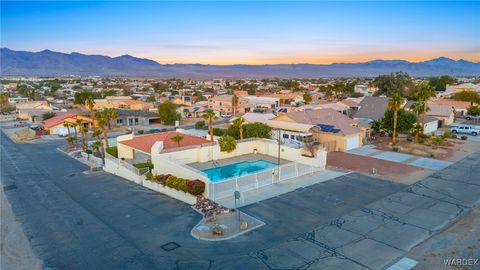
[1,48,479,78]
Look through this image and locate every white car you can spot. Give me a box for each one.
[451,125,479,136]
[57,126,70,137]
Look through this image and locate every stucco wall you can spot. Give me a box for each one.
[313,132,362,152]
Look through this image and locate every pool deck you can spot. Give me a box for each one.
[188,154,290,171]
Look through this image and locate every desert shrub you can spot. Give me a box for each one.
[134,162,154,172]
[164,176,188,192]
[418,138,425,144]
[429,135,445,145]
[154,174,171,185]
[145,172,153,180]
[392,146,399,152]
[461,135,468,140]
[443,130,453,138]
[42,111,56,120]
[106,146,118,158]
[195,120,206,129]
[218,135,237,153]
[187,180,205,195]
[137,130,144,135]
[213,128,225,136]
[85,149,93,155]
[452,134,458,139]
[406,136,413,142]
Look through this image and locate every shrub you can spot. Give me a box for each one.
[154,174,171,185]
[106,146,118,158]
[418,138,425,144]
[429,135,445,145]
[406,136,413,142]
[213,128,225,136]
[164,175,188,192]
[218,135,237,153]
[443,130,453,139]
[392,146,399,152]
[137,130,144,135]
[187,180,205,195]
[42,111,56,120]
[85,149,93,155]
[195,120,206,129]
[134,162,154,172]
[461,135,468,140]
[452,134,458,139]
[145,172,153,180]
[243,123,271,138]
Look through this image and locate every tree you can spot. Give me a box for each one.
[218,135,237,153]
[428,76,456,92]
[454,90,480,105]
[75,118,87,150]
[195,120,206,129]
[409,102,424,142]
[383,109,416,135]
[171,134,184,147]
[303,93,312,104]
[91,129,105,160]
[202,109,218,141]
[414,81,436,133]
[244,123,271,138]
[387,92,405,145]
[157,101,179,125]
[42,111,56,120]
[373,72,414,96]
[95,111,111,148]
[74,91,96,127]
[102,108,118,129]
[467,105,480,116]
[371,119,383,134]
[231,117,246,139]
[63,122,73,144]
[232,95,239,117]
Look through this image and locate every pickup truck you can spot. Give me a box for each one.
[451,125,479,136]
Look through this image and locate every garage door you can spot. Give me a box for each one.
[346,136,360,150]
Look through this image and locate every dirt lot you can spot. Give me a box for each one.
[327,152,432,184]
[409,203,480,270]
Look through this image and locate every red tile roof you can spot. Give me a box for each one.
[430,98,470,110]
[42,113,77,128]
[119,132,210,153]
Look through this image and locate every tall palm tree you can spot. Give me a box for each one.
[414,81,436,133]
[232,117,246,140]
[202,109,218,141]
[102,108,118,129]
[74,91,96,127]
[91,129,105,160]
[75,118,87,150]
[171,134,184,147]
[410,102,423,142]
[63,122,73,144]
[95,111,110,148]
[232,95,239,117]
[387,92,405,145]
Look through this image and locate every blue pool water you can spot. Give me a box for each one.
[202,160,277,182]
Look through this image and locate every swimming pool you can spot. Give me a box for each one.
[202,160,277,182]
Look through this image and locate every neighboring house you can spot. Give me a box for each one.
[265,93,304,106]
[115,109,161,126]
[42,113,93,135]
[208,95,251,114]
[168,95,196,106]
[15,101,53,111]
[242,96,279,112]
[354,84,377,96]
[8,97,29,103]
[117,131,210,159]
[426,104,455,127]
[429,98,471,116]
[353,96,389,124]
[233,90,248,97]
[94,96,152,110]
[443,83,480,97]
[230,112,275,124]
[269,109,367,152]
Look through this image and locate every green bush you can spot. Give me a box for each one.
[443,130,453,138]
[195,120,206,129]
[137,130,144,135]
[164,175,188,192]
[161,175,205,195]
[187,180,205,196]
[213,128,225,136]
[429,135,445,145]
[145,172,153,180]
[452,134,458,139]
[461,135,468,140]
[418,138,425,144]
[392,146,399,152]
[85,149,93,155]
[218,135,237,153]
[134,162,154,172]
[106,146,118,158]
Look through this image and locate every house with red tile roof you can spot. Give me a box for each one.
[117,131,210,159]
[42,113,93,135]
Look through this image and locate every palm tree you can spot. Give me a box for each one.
[232,117,246,139]
[232,95,239,117]
[387,92,405,145]
[74,91,96,127]
[414,81,436,133]
[202,109,218,141]
[95,111,110,148]
[102,108,118,129]
[63,122,73,144]
[91,129,105,160]
[410,102,423,142]
[171,134,184,147]
[75,118,87,150]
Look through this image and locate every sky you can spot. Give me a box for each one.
[1,1,479,65]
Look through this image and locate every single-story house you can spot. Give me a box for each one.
[42,113,93,135]
[429,98,471,116]
[423,116,440,134]
[230,112,275,124]
[115,109,160,126]
[269,108,367,152]
[117,131,210,159]
[353,96,389,124]
[426,104,455,127]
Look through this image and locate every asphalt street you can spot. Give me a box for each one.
[1,130,479,269]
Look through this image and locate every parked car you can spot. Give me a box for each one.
[57,126,70,137]
[465,115,480,120]
[451,125,479,136]
[220,113,232,118]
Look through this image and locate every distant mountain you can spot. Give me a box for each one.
[1,48,479,78]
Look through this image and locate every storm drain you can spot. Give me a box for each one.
[160,242,180,252]
[3,184,17,191]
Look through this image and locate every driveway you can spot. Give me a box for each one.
[349,145,453,170]
[2,130,480,270]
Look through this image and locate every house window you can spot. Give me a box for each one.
[283,134,289,139]
[117,119,123,124]
[135,118,139,124]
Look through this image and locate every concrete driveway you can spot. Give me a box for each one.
[2,130,479,270]
[349,145,453,171]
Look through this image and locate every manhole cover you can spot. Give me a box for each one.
[3,184,17,191]
[160,242,180,252]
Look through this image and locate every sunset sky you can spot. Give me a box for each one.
[1,1,479,65]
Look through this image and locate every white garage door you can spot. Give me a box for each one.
[346,136,360,150]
